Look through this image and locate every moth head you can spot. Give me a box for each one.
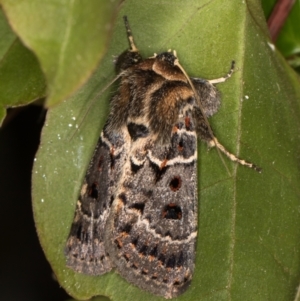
[115,50,143,72]
[155,52,177,67]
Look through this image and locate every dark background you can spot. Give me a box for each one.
[0,105,69,301]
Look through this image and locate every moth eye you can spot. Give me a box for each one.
[88,183,98,199]
[162,203,182,220]
[169,176,182,191]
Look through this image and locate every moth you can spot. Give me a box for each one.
[65,16,260,299]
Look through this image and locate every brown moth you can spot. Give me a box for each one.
[65,16,260,299]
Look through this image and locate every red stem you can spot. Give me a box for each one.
[267,0,296,42]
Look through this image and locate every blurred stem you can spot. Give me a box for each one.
[267,0,296,41]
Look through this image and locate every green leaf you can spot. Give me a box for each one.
[32,1,300,301]
[1,0,121,106]
[0,7,46,124]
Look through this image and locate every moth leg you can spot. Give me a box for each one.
[192,107,261,172]
[208,60,235,84]
[207,137,262,172]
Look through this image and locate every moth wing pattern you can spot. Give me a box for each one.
[65,125,130,275]
[105,108,198,299]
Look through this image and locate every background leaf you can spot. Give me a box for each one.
[1,0,121,106]
[0,7,46,124]
[32,0,300,301]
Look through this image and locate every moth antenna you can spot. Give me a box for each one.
[68,73,122,141]
[123,16,139,52]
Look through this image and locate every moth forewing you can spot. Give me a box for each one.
[65,125,130,275]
